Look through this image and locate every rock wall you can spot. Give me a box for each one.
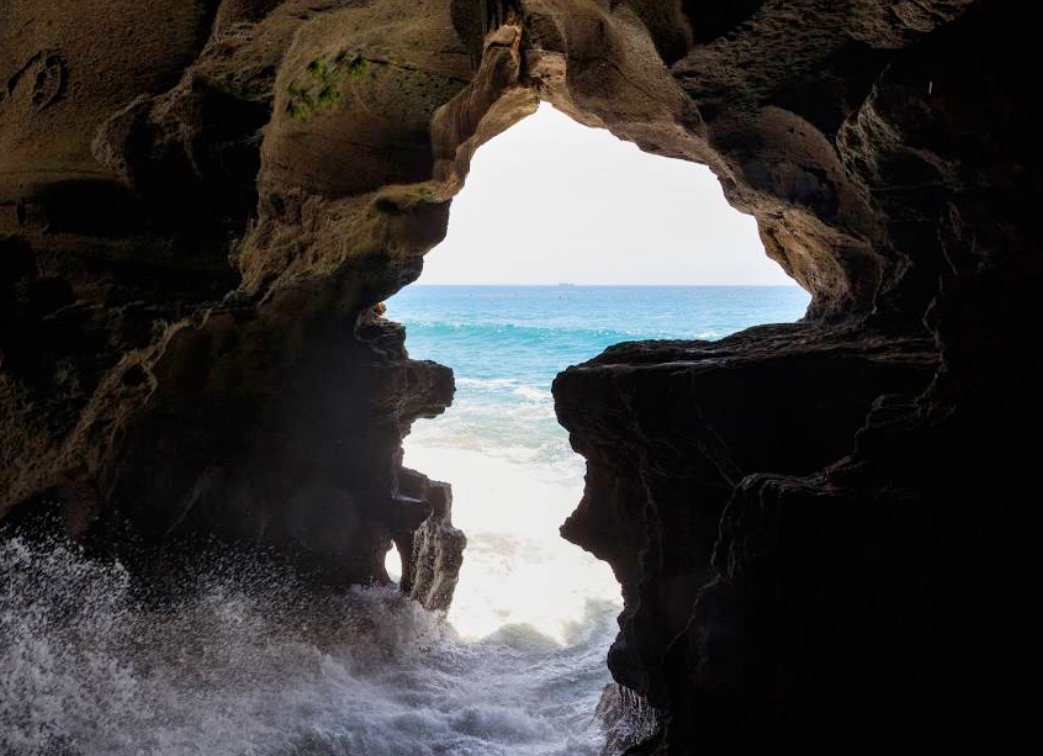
[1,0,1038,751]
[544,0,1038,752]
[0,0,492,605]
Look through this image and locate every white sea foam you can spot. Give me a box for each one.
[1,536,619,756]
[1,377,621,756]
[455,377,526,389]
[512,385,550,401]
[397,438,619,645]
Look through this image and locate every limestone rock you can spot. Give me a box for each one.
[554,324,938,707]
[397,467,467,612]
[1,2,1039,751]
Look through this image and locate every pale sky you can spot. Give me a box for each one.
[419,102,796,286]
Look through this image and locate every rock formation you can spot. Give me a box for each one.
[1,0,475,601]
[1,0,1037,752]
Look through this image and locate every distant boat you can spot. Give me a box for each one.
[557,282,576,287]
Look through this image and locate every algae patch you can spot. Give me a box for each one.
[286,54,371,120]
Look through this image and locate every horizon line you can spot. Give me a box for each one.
[403,282,804,287]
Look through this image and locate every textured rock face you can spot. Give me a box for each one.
[554,326,939,703]
[1,0,1038,751]
[548,1,1038,752]
[1,0,482,604]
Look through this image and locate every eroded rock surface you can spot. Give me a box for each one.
[1,0,487,605]
[554,325,938,704]
[1,1,1039,751]
[550,2,1038,752]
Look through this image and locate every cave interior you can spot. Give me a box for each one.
[1,0,1038,752]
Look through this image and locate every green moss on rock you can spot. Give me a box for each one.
[286,53,373,120]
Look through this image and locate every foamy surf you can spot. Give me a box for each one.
[1,537,620,756]
[396,444,618,645]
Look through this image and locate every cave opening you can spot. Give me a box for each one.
[384,102,810,645]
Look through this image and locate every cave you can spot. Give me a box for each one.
[1,1,1037,754]
[383,103,808,650]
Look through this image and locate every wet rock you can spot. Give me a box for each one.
[555,324,938,706]
[397,467,467,612]
[594,682,662,756]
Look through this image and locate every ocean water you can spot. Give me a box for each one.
[0,285,809,756]
[390,285,811,641]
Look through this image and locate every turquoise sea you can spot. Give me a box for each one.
[390,284,811,384]
[1,285,810,756]
[385,284,811,749]
[390,284,811,473]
